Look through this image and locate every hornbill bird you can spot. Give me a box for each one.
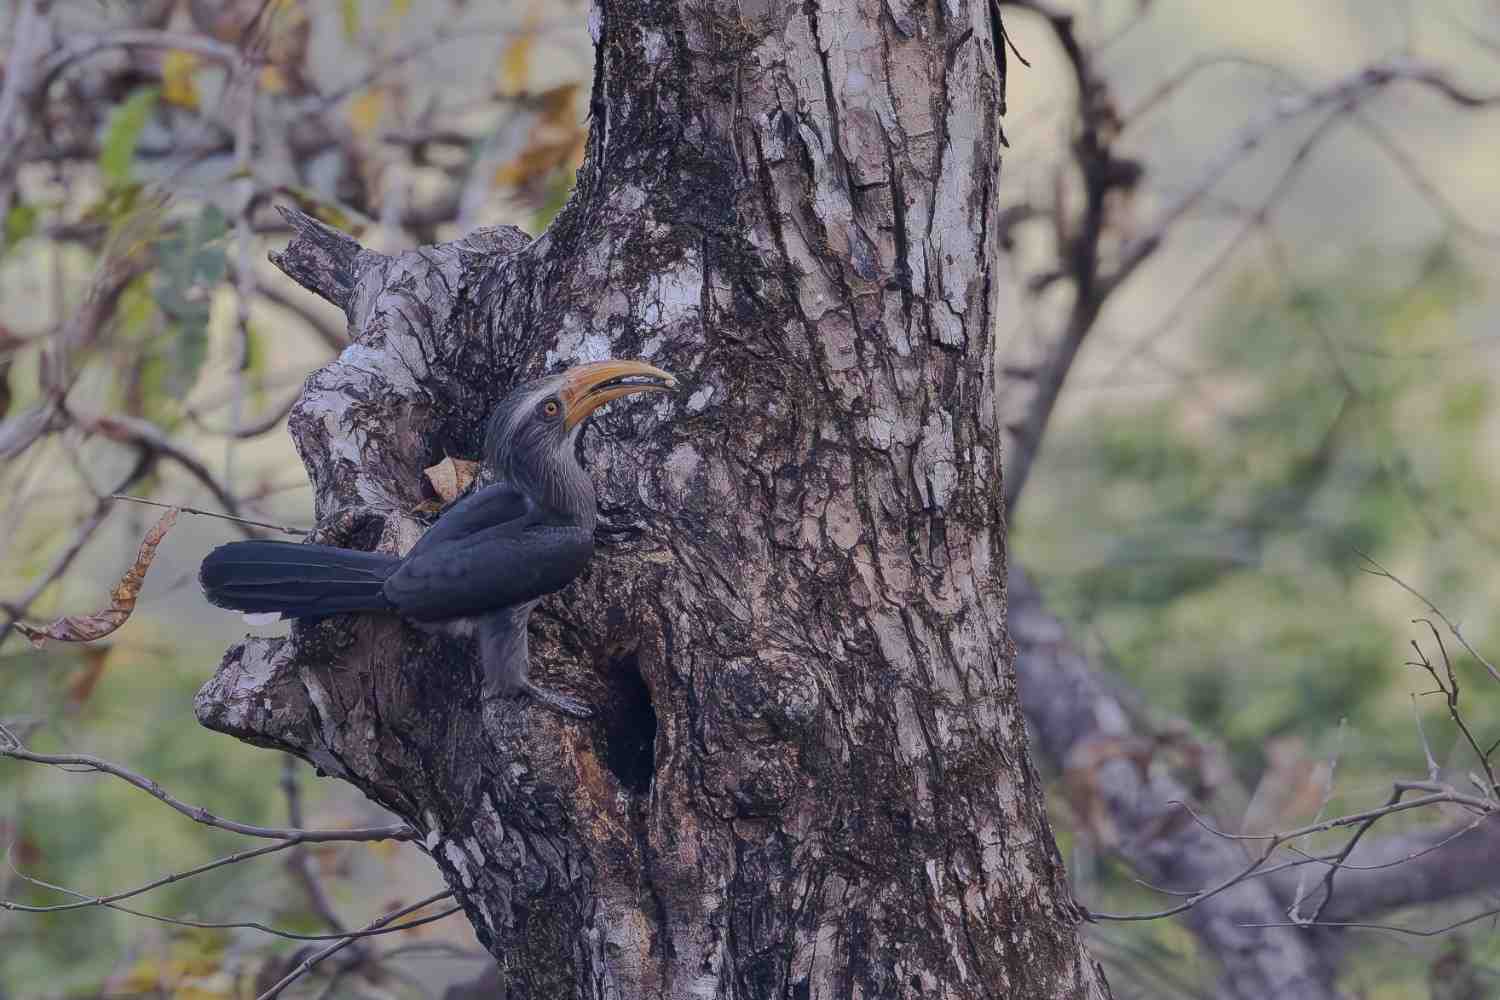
[199,359,676,718]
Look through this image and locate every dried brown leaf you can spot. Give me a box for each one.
[424,456,479,504]
[66,645,114,705]
[16,508,179,647]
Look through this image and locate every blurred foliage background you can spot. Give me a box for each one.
[0,0,1497,997]
[998,3,1500,996]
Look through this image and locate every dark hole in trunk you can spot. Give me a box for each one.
[601,649,656,793]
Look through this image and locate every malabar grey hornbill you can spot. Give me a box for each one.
[199,359,675,717]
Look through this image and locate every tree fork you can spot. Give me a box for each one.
[196,1,1111,995]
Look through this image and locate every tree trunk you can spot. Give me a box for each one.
[196,1,1111,996]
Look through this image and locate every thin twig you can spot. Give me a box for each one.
[1289,718,1346,923]
[255,891,460,1000]
[1088,785,1491,922]
[1243,903,1500,938]
[7,854,454,944]
[1,838,299,913]
[1361,553,1500,685]
[1111,58,1500,295]
[110,493,308,537]
[281,755,356,944]
[1410,619,1498,795]
[0,724,411,843]
[1409,692,1441,782]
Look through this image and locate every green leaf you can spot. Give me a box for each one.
[117,274,157,341]
[191,247,227,285]
[99,87,160,187]
[339,0,360,39]
[169,319,209,396]
[4,202,38,248]
[194,203,229,243]
[532,170,575,233]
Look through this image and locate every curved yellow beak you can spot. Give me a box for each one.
[559,359,677,430]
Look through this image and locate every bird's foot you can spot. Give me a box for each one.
[519,681,593,719]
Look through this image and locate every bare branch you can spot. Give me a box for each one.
[281,755,356,943]
[1268,814,1500,922]
[7,853,455,944]
[187,388,302,440]
[1361,554,1500,686]
[1408,619,1498,795]
[1110,59,1500,293]
[1289,719,1347,924]
[1120,55,1300,130]
[109,493,309,537]
[1087,786,1489,922]
[37,28,244,92]
[267,207,381,312]
[241,266,349,351]
[0,839,299,914]
[82,413,255,532]
[256,891,461,1000]
[1243,904,1500,938]
[0,723,413,843]
[1010,568,1340,995]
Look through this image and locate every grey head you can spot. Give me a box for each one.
[482,359,676,530]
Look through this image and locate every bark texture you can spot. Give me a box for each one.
[197,1,1110,996]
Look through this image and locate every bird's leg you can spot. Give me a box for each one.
[479,610,592,718]
[518,681,593,719]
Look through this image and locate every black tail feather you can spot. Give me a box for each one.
[200,540,398,619]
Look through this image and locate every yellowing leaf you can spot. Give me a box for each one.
[498,32,534,95]
[424,456,480,503]
[172,974,237,1000]
[16,509,178,647]
[491,87,587,193]
[347,89,385,137]
[161,49,201,108]
[338,0,360,39]
[365,838,402,861]
[259,64,289,93]
[272,184,369,237]
[378,0,412,31]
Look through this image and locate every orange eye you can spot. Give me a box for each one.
[542,399,561,418]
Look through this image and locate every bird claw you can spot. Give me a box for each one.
[520,681,593,719]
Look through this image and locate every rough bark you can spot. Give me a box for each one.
[1009,568,1342,999]
[195,1,1112,997]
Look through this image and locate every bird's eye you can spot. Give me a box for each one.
[540,398,561,419]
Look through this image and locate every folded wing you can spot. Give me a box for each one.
[382,482,594,621]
